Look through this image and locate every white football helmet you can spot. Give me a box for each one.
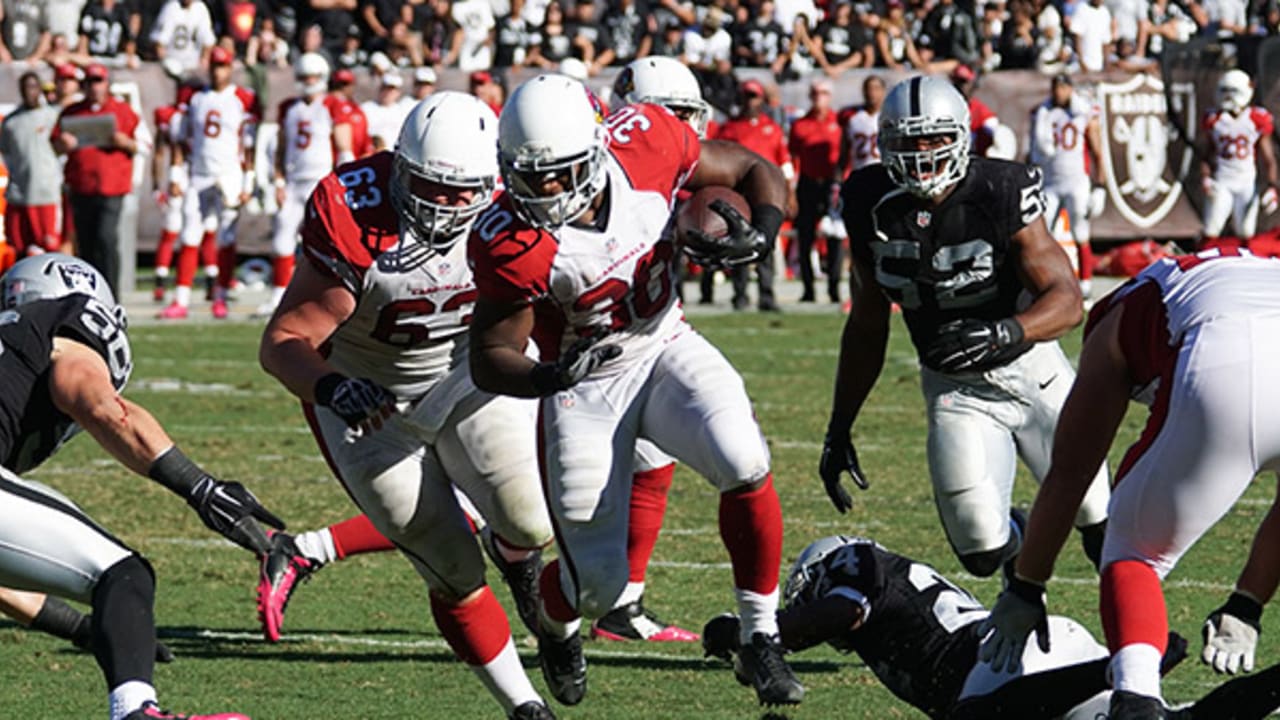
[879,76,971,198]
[498,74,609,229]
[297,52,331,96]
[1216,69,1252,115]
[612,56,712,138]
[1,253,122,318]
[391,91,500,249]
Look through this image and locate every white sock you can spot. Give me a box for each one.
[469,638,542,714]
[109,681,157,720]
[537,605,581,640]
[294,529,338,565]
[155,266,169,278]
[174,285,191,307]
[203,265,218,278]
[492,534,537,563]
[1109,643,1163,700]
[736,587,780,643]
[615,581,645,607]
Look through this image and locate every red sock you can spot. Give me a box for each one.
[1077,241,1095,280]
[430,586,511,665]
[156,230,178,271]
[718,475,783,594]
[329,514,396,559]
[1100,560,1168,654]
[199,231,217,268]
[272,254,295,288]
[539,559,579,622]
[628,463,674,583]
[216,244,237,289]
[175,245,199,288]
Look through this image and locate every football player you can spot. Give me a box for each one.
[704,535,1280,720]
[822,75,1110,582]
[839,74,886,172]
[0,587,174,662]
[468,74,800,708]
[259,92,555,720]
[159,46,260,320]
[982,249,1280,719]
[1198,69,1278,246]
[0,253,283,720]
[1028,73,1105,297]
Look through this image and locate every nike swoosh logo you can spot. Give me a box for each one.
[1039,375,1058,390]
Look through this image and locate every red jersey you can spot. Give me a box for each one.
[714,114,791,171]
[325,95,372,160]
[469,103,699,363]
[52,97,139,196]
[788,108,843,181]
[969,97,997,157]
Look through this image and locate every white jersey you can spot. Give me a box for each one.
[845,106,880,170]
[278,95,334,183]
[451,0,496,71]
[1202,106,1274,187]
[1029,95,1095,186]
[182,84,257,180]
[150,0,216,73]
[360,99,414,151]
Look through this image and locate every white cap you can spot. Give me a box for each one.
[414,66,438,85]
[559,57,589,81]
[381,72,403,88]
[370,52,392,73]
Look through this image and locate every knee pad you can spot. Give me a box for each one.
[958,547,1010,578]
[93,555,155,609]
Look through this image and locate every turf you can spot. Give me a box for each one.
[4,310,1275,719]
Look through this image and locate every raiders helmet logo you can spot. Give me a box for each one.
[54,262,99,295]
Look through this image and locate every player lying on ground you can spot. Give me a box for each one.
[703,535,1280,719]
[0,254,284,720]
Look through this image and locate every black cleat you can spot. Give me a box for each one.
[480,528,543,638]
[538,629,586,706]
[591,600,699,642]
[1110,690,1167,720]
[509,700,556,720]
[735,632,804,706]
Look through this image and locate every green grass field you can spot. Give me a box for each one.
[3,310,1275,719]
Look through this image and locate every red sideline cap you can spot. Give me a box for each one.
[210,46,234,66]
[742,79,766,96]
[332,68,355,85]
[950,64,976,83]
[84,63,109,80]
[55,64,82,80]
[469,70,493,86]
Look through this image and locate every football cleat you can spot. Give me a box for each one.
[508,700,556,720]
[256,532,322,643]
[152,284,167,303]
[537,628,586,706]
[480,527,542,638]
[157,302,189,320]
[123,702,249,720]
[734,633,805,706]
[591,600,699,642]
[211,298,229,319]
[1109,690,1168,720]
[251,300,279,320]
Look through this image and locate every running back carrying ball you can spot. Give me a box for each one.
[676,186,763,268]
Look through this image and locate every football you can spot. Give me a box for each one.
[675,186,752,245]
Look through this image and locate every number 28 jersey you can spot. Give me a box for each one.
[0,296,132,474]
[843,158,1044,370]
[468,103,699,366]
[792,538,987,719]
[301,152,476,403]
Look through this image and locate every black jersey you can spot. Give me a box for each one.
[843,158,1046,371]
[0,296,132,474]
[795,538,988,719]
[80,1,135,58]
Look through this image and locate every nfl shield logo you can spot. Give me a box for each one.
[916,211,931,228]
[437,261,451,276]
[605,237,619,254]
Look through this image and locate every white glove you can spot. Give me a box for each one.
[1261,186,1278,215]
[978,576,1050,674]
[1087,185,1107,219]
[1201,592,1262,675]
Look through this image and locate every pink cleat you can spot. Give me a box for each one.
[123,702,250,719]
[157,302,189,320]
[256,532,321,642]
[591,600,700,642]
[211,298,229,319]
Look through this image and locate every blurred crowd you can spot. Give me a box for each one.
[0,0,1276,92]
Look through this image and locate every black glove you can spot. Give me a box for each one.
[187,477,286,554]
[924,317,1026,373]
[819,429,869,513]
[702,613,743,662]
[682,199,769,270]
[315,373,397,433]
[530,332,623,395]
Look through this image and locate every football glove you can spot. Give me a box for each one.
[682,199,768,270]
[978,576,1050,674]
[818,430,869,514]
[1087,185,1107,219]
[187,477,285,555]
[315,374,397,435]
[530,332,623,395]
[702,613,743,662]
[1262,185,1278,215]
[924,318,1026,374]
[1202,592,1263,675]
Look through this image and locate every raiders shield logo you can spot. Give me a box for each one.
[1097,74,1196,228]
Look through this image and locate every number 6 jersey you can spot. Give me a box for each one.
[842,158,1045,370]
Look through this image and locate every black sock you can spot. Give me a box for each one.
[91,556,156,688]
[30,596,90,644]
[1078,520,1107,572]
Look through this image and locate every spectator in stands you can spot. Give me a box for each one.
[150,0,215,76]
[919,0,982,72]
[411,65,437,100]
[998,0,1039,68]
[246,15,290,68]
[335,23,368,68]
[595,0,653,71]
[977,0,1006,71]
[300,0,357,60]
[527,1,574,67]
[0,0,51,63]
[568,0,602,68]
[776,0,821,78]
[1144,0,1196,57]
[361,0,402,51]
[385,18,424,66]
[0,72,65,258]
[733,0,790,76]
[419,0,459,66]
[1035,0,1071,71]
[77,0,140,68]
[48,0,88,46]
[1248,0,1279,33]
[650,15,686,59]
[50,63,138,293]
[682,6,733,72]
[876,0,926,69]
[1070,0,1115,71]
[1110,0,1149,56]
[45,32,79,69]
[1201,0,1248,35]
[494,0,541,72]
[362,72,413,151]
[789,77,845,304]
[813,1,875,76]
[451,0,495,71]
